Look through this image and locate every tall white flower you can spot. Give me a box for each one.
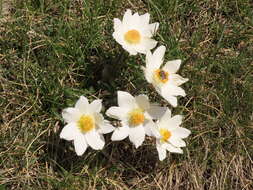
[60,96,115,156]
[155,109,191,161]
[142,45,189,107]
[113,9,159,55]
[106,91,166,148]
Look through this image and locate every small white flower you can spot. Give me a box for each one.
[106,91,166,148]
[60,96,115,156]
[155,109,191,161]
[113,9,159,55]
[143,45,189,107]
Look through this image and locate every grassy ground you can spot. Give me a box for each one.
[0,0,253,189]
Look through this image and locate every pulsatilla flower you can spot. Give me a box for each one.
[60,96,115,156]
[142,45,189,107]
[113,9,159,55]
[155,109,191,161]
[106,91,166,148]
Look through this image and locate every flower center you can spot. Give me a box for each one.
[128,108,145,126]
[124,29,141,44]
[159,128,172,142]
[154,69,169,84]
[78,115,95,133]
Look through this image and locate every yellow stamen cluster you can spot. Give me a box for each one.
[124,29,141,44]
[159,128,172,142]
[154,69,169,84]
[128,108,145,126]
[78,115,95,133]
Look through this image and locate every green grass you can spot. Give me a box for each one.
[1,0,253,189]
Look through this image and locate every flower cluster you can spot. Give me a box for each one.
[60,9,191,161]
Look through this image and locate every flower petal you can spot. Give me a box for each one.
[129,125,145,148]
[135,38,157,54]
[111,125,129,141]
[98,120,115,134]
[158,108,172,128]
[146,45,165,70]
[117,91,136,109]
[170,74,189,86]
[75,96,89,114]
[74,134,88,156]
[168,115,183,128]
[106,106,128,120]
[169,137,186,147]
[140,13,150,25]
[156,140,167,161]
[149,22,159,34]
[144,120,160,138]
[161,84,186,97]
[163,59,181,74]
[163,143,183,154]
[123,9,132,24]
[89,99,102,113]
[172,127,191,139]
[113,18,122,31]
[60,123,80,141]
[85,130,105,150]
[62,108,82,123]
[135,94,150,110]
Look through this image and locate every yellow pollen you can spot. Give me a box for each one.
[159,128,172,142]
[78,115,95,133]
[124,29,141,44]
[129,108,145,126]
[154,69,169,83]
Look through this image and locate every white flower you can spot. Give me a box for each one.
[112,9,159,55]
[106,91,166,148]
[155,109,191,161]
[142,45,189,107]
[60,96,115,156]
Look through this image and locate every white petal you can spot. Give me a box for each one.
[89,99,102,113]
[169,137,186,147]
[153,45,166,65]
[168,115,183,128]
[60,123,80,141]
[75,96,89,114]
[149,22,159,34]
[140,13,150,25]
[142,66,153,83]
[144,120,160,138]
[111,125,129,141]
[117,91,136,109]
[159,113,182,130]
[122,45,138,55]
[161,84,186,97]
[85,130,105,150]
[158,108,172,128]
[172,127,191,139]
[123,9,132,24]
[135,94,150,110]
[163,143,183,154]
[74,134,88,156]
[162,94,178,107]
[147,104,167,119]
[156,141,167,161]
[163,59,181,74]
[98,121,115,134]
[129,126,145,148]
[170,74,189,86]
[106,106,128,120]
[113,18,122,31]
[62,108,82,123]
[135,38,157,54]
